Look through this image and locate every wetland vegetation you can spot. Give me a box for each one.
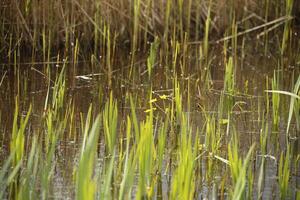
[0,0,300,199]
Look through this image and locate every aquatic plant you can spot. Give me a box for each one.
[278,147,291,200]
[147,37,159,79]
[118,117,136,200]
[76,115,101,200]
[136,110,155,199]
[271,70,280,130]
[228,132,255,199]
[10,98,32,168]
[281,0,294,55]
[103,92,118,155]
[17,136,39,200]
[0,0,299,199]
[170,114,196,200]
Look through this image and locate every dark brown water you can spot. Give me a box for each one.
[0,40,299,199]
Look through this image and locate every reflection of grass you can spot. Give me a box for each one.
[1,74,299,198]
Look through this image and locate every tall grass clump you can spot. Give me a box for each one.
[10,98,32,168]
[136,107,155,199]
[272,71,280,130]
[41,62,68,199]
[1,0,264,60]
[231,144,255,200]
[205,115,220,156]
[76,115,101,200]
[170,114,196,200]
[104,28,116,89]
[201,0,212,85]
[281,0,294,55]
[0,154,21,199]
[103,92,118,155]
[228,132,255,199]
[100,93,118,199]
[147,37,159,80]
[130,0,141,76]
[9,97,32,198]
[204,114,221,180]
[223,57,235,113]
[17,136,39,200]
[278,146,291,200]
[41,107,69,200]
[257,113,269,199]
[265,74,300,137]
[130,95,140,143]
[118,117,136,200]
[203,0,212,63]
[156,114,169,199]
[287,75,300,133]
[44,61,66,119]
[224,57,235,96]
[174,78,183,123]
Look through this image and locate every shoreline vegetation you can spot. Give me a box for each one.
[0,0,299,199]
[1,0,300,57]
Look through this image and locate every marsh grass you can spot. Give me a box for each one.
[271,70,281,130]
[118,117,135,200]
[278,146,291,200]
[257,113,268,199]
[1,0,287,60]
[1,70,299,199]
[136,108,155,199]
[281,0,294,55]
[266,74,300,137]
[9,98,32,198]
[0,0,300,199]
[230,143,255,199]
[0,153,21,199]
[223,57,235,114]
[10,98,31,168]
[103,92,118,155]
[76,115,101,200]
[170,114,196,200]
[17,136,39,200]
[288,75,300,132]
[147,37,159,80]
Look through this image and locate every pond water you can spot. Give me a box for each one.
[0,35,299,199]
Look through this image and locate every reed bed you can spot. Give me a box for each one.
[0,0,300,199]
[1,0,299,59]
